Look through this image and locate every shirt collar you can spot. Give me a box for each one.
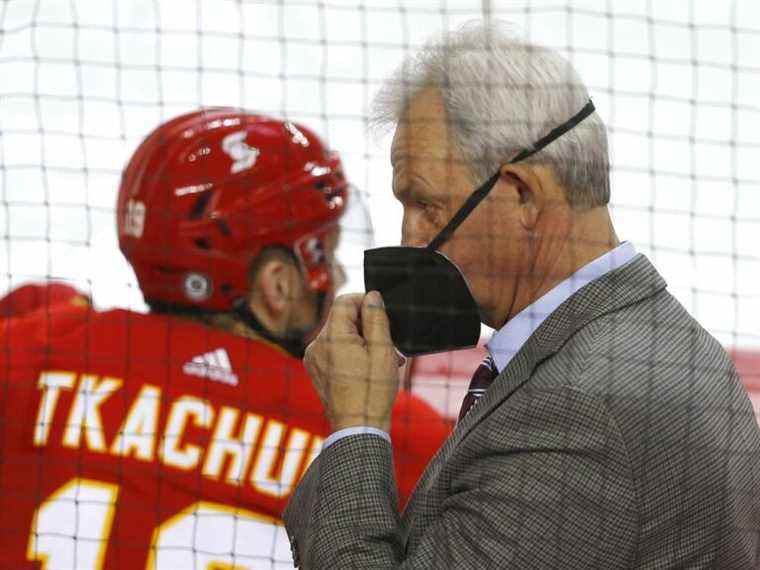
[486,242,637,373]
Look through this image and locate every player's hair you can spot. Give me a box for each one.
[147,245,299,320]
[371,20,610,209]
[246,245,300,285]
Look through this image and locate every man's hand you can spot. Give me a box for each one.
[304,291,400,433]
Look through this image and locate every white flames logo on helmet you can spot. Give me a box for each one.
[183,272,212,302]
[221,131,260,174]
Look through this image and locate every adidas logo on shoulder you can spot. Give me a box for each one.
[183,348,239,386]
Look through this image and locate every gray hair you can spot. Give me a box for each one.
[371,21,610,209]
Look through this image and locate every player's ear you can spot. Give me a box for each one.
[264,259,295,314]
[253,258,293,316]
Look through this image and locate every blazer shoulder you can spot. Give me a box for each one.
[547,288,737,391]
[536,287,758,456]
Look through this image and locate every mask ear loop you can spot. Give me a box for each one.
[426,99,597,253]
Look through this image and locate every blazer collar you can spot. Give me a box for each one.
[410,254,667,498]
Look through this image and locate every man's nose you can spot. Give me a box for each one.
[401,214,428,247]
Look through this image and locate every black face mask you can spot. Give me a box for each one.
[364,100,597,356]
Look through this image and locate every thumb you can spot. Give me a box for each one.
[361,291,393,348]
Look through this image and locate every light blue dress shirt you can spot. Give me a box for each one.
[488,241,637,373]
[323,241,637,449]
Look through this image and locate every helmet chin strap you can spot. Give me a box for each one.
[232,292,328,360]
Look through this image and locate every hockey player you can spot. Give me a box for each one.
[0,109,449,568]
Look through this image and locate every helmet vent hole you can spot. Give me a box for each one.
[194,238,211,250]
[189,193,212,219]
[215,219,232,236]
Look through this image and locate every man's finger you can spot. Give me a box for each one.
[325,293,364,337]
[361,291,393,348]
[362,291,399,397]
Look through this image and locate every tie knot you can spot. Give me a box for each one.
[468,355,498,391]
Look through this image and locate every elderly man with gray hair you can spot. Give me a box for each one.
[283,22,760,569]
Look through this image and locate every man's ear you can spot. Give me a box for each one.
[498,164,545,231]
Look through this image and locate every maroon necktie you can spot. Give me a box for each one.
[457,355,498,423]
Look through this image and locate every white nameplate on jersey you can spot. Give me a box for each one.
[33,370,326,497]
[183,348,238,386]
[222,130,260,174]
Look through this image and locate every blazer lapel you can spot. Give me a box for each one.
[404,254,667,515]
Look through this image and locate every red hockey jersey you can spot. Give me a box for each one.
[0,304,450,569]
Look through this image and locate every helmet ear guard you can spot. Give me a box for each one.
[117,108,349,313]
[293,229,336,294]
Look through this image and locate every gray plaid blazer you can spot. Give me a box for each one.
[284,255,760,568]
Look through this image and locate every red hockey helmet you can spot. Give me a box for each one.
[117,108,348,312]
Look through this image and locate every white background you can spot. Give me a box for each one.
[0,0,758,349]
